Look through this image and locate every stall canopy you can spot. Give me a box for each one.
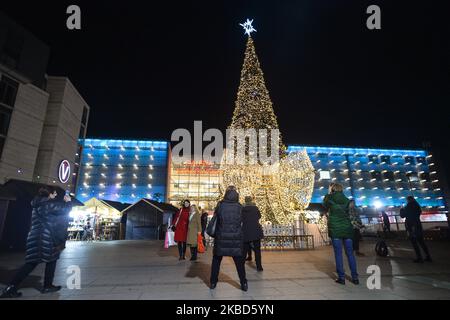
[68,198,132,241]
[71,197,130,220]
[0,179,83,251]
[123,199,178,240]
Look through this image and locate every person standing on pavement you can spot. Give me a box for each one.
[242,196,264,272]
[400,196,432,263]
[348,200,364,256]
[323,183,359,285]
[1,187,72,299]
[382,211,391,234]
[172,200,190,260]
[186,204,202,261]
[200,207,208,248]
[210,186,247,291]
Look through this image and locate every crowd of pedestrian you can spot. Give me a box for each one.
[1,182,434,297]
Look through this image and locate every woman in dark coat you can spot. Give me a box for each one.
[1,187,72,298]
[172,199,190,260]
[210,186,247,291]
[200,208,208,248]
[242,196,264,271]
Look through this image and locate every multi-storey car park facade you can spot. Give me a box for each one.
[287,146,446,209]
[76,139,169,204]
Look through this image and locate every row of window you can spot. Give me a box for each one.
[85,145,166,151]
[317,170,437,182]
[309,153,429,165]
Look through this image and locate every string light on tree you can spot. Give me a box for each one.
[221,19,315,224]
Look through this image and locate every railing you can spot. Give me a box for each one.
[203,223,318,250]
[261,235,314,250]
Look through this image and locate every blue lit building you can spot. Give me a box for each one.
[288,146,447,211]
[77,139,169,204]
[76,139,448,219]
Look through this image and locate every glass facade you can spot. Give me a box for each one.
[168,161,221,210]
[77,139,168,204]
[287,146,447,210]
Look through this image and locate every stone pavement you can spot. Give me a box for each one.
[1,238,450,300]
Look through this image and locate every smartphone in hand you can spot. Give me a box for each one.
[64,190,72,202]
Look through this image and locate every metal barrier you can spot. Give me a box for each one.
[261,235,315,250]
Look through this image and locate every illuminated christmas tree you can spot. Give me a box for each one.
[231,36,282,142]
[221,19,315,225]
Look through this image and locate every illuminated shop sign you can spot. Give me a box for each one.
[174,161,220,175]
[58,160,71,183]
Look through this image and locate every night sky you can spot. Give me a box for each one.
[1,1,449,176]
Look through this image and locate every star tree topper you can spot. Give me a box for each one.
[240,18,257,36]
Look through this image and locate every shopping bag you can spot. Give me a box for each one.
[197,233,205,253]
[165,230,176,249]
[164,231,169,249]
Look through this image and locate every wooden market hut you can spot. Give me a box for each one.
[123,199,178,240]
[71,197,131,240]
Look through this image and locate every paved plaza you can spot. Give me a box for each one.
[1,238,450,300]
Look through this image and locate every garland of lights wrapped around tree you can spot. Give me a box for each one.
[220,19,315,225]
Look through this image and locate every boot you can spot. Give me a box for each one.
[182,242,187,260]
[0,285,22,299]
[190,247,198,261]
[240,281,248,292]
[41,285,62,294]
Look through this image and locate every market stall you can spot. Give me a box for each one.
[69,198,130,241]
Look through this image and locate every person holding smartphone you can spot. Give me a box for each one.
[1,187,72,298]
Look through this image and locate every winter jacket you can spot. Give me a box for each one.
[25,197,72,264]
[173,207,189,242]
[400,200,422,231]
[242,203,264,242]
[187,211,202,247]
[382,212,391,228]
[323,191,354,239]
[200,212,208,234]
[349,206,364,230]
[213,189,243,257]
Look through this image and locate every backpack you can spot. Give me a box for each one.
[375,240,389,257]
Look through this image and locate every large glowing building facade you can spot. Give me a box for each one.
[287,146,446,210]
[76,139,449,221]
[77,139,169,204]
[168,160,221,210]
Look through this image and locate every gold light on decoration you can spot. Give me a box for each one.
[220,27,315,224]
